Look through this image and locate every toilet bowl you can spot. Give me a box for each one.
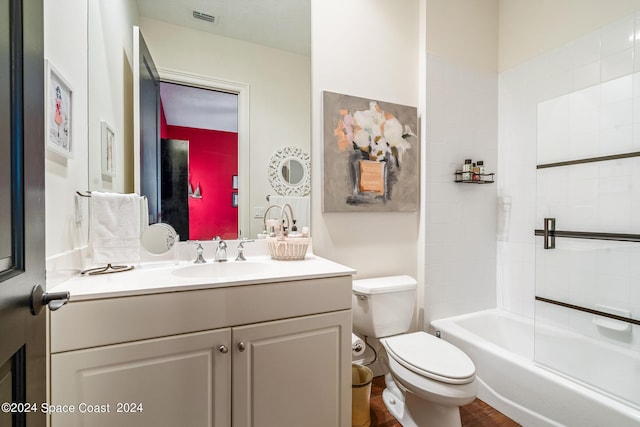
[352,276,477,427]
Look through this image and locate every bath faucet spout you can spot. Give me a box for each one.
[214,236,227,262]
[189,241,207,264]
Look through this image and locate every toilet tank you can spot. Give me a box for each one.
[352,275,417,338]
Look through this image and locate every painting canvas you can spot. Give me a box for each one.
[323,91,419,212]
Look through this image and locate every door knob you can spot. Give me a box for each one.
[237,342,246,352]
[30,284,70,315]
[218,345,229,354]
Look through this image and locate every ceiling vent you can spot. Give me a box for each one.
[192,10,217,24]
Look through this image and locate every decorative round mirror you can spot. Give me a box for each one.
[141,223,178,255]
[268,146,311,196]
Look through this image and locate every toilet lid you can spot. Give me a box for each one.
[383,332,476,385]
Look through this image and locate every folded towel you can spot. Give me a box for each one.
[90,191,142,264]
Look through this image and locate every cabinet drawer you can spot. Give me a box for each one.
[51,275,352,352]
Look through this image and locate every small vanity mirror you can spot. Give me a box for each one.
[141,223,177,255]
[281,158,305,185]
[268,146,311,197]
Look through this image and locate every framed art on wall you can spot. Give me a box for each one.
[45,60,73,158]
[322,91,418,212]
[100,120,116,177]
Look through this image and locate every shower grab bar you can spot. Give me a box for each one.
[534,229,640,243]
[535,297,640,327]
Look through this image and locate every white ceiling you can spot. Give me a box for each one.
[136,0,310,133]
[160,83,238,133]
[135,0,311,56]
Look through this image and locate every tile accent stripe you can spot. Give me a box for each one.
[536,297,640,326]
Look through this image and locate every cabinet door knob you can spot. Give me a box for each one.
[237,342,246,352]
[218,345,229,354]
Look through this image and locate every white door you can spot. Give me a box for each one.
[133,25,161,222]
[51,328,232,427]
[232,311,352,427]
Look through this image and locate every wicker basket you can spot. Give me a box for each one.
[266,237,310,261]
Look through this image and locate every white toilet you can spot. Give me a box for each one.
[352,275,477,427]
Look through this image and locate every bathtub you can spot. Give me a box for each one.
[431,309,640,427]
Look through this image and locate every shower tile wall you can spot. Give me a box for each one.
[425,54,498,323]
[499,12,640,344]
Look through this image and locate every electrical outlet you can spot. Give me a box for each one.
[254,206,265,218]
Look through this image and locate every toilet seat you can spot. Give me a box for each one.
[382,332,475,385]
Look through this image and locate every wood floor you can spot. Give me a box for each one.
[369,376,521,427]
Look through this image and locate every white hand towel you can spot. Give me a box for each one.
[90,192,142,264]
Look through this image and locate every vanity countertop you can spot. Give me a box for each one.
[48,254,356,302]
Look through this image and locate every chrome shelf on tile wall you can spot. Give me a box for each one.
[454,172,495,184]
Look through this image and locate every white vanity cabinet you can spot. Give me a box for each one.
[49,275,352,427]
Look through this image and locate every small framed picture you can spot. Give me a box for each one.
[46,60,73,158]
[101,121,116,177]
[232,175,238,189]
[232,192,238,208]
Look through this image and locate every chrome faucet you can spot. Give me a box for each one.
[214,236,227,262]
[235,238,254,261]
[191,242,207,264]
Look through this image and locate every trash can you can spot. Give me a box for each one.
[352,364,373,427]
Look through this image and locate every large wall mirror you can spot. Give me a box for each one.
[88,0,311,240]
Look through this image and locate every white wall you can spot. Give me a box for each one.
[427,0,499,72]
[44,0,89,284]
[139,18,311,239]
[310,0,421,284]
[498,1,640,318]
[499,0,640,71]
[87,0,139,193]
[423,0,499,324]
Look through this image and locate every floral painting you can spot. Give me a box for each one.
[323,91,418,212]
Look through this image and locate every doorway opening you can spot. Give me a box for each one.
[158,82,239,240]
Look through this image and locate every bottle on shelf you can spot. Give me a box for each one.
[462,159,472,181]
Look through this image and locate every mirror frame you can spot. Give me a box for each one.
[134,67,251,239]
[268,146,310,197]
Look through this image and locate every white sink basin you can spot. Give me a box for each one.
[171,261,271,279]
